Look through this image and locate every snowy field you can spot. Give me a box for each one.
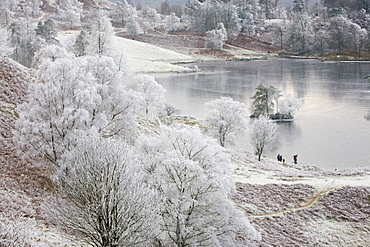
[112,36,196,73]
[58,31,196,73]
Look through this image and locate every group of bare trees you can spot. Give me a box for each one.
[2,0,370,64]
[266,0,370,56]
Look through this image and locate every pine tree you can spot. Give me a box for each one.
[251,84,281,118]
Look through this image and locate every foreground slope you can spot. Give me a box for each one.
[0,57,86,246]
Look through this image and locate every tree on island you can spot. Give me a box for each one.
[250,84,281,118]
[251,84,302,120]
[279,92,303,119]
[249,115,277,161]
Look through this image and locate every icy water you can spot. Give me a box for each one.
[153,59,370,169]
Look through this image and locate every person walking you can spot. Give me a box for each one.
[293,154,298,164]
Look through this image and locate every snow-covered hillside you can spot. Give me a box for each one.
[58,31,196,73]
[112,36,195,73]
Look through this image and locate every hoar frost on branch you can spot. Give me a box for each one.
[204,96,248,147]
[136,124,261,246]
[54,135,160,247]
[14,51,138,166]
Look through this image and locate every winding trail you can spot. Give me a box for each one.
[250,186,341,217]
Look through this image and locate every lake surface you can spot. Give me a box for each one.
[153,59,370,169]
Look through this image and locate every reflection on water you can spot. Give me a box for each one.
[366,111,370,120]
[274,121,302,148]
[153,59,370,169]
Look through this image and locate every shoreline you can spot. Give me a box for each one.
[230,150,370,192]
[58,32,370,74]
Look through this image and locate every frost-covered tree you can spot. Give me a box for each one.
[259,0,276,19]
[279,92,303,119]
[185,0,241,35]
[242,12,256,37]
[286,13,313,53]
[293,0,306,13]
[0,0,17,11]
[0,7,13,26]
[0,27,13,56]
[249,115,277,161]
[8,20,44,67]
[205,97,248,147]
[35,19,58,44]
[328,16,353,54]
[136,124,261,246]
[251,84,281,118]
[135,74,166,115]
[232,0,261,20]
[328,7,347,18]
[73,28,89,57]
[88,15,115,56]
[205,22,228,49]
[57,0,84,30]
[55,135,160,247]
[20,0,42,18]
[31,44,73,68]
[14,54,138,166]
[112,0,137,26]
[224,3,242,39]
[160,0,171,15]
[354,8,370,30]
[163,102,180,116]
[141,6,161,31]
[126,19,141,39]
[348,22,367,57]
[272,20,287,50]
[312,17,330,55]
[164,13,182,32]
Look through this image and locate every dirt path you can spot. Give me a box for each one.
[251,186,341,217]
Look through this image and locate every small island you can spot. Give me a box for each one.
[250,84,303,120]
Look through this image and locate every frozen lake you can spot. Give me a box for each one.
[153,59,370,169]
